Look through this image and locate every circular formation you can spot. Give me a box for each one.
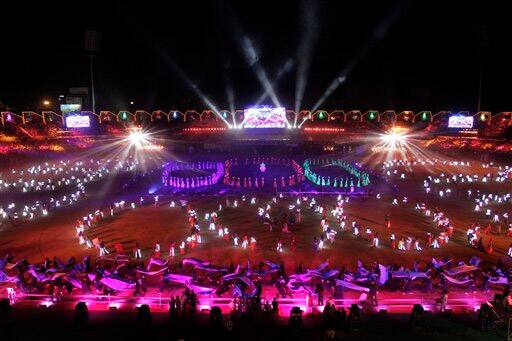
[303,158,370,191]
[162,160,224,189]
[223,157,304,189]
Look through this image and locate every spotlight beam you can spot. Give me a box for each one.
[310,4,406,112]
[255,58,295,106]
[226,80,235,114]
[221,3,283,109]
[159,53,232,128]
[222,60,236,115]
[241,36,282,108]
[117,17,232,128]
[295,0,320,114]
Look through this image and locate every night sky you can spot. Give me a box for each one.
[1,1,511,113]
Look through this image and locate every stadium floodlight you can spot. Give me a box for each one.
[377,126,409,150]
[126,130,149,148]
[380,131,406,146]
[370,126,430,161]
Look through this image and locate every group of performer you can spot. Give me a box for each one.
[5,154,512,317]
[223,157,304,189]
[0,158,138,193]
[303,158,370,190]
[74,180,512,264]
[162,160,224,189]
[2,251,510,315]
[0,157,140,226]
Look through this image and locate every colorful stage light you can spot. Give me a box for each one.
[304,127,345,133]
[127,130,149,147]
[380,127,408,146]
[39,301,53,308]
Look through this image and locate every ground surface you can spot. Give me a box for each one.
[1,148,510,272]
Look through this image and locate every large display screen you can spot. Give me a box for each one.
[60,104,82,115]
[448,115,474,128]
[243,107,287,128]
[65,115,90,128]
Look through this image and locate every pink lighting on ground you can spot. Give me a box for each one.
[135,299,151,309]
[109,303,121,309]
[298,305,308,313]
[39,301,53,308]
[12,291,492,316]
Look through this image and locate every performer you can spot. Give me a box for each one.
[99,241,109,256]
[486,238,494,254]
[134,242,142,259]
[372,233,379,247]
[114,241,124,254]
[414,239,422,251]
[405,237,412,250]
[340,219,346,230]
[241,236,249,248]
[398,237,405,251]
[169,242,176,257]
[276,240,283,253]
[78,231,85,245]
[318,236,324,250]
[365,228,372,241]
[290,237,297,251]
[432,237,440,249]
[154,243,161,258]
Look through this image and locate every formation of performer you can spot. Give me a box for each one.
[2,251,509,316]
[162,161,224,189]
[223,157,304,189]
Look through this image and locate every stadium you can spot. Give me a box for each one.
[2,1,512,340]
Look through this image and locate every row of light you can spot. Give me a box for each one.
[0,159,120,192]
[304,127,345,132]
[182,127,227,132]
[181,127,347,133]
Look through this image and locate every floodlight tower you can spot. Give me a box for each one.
[85,30,101,113]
